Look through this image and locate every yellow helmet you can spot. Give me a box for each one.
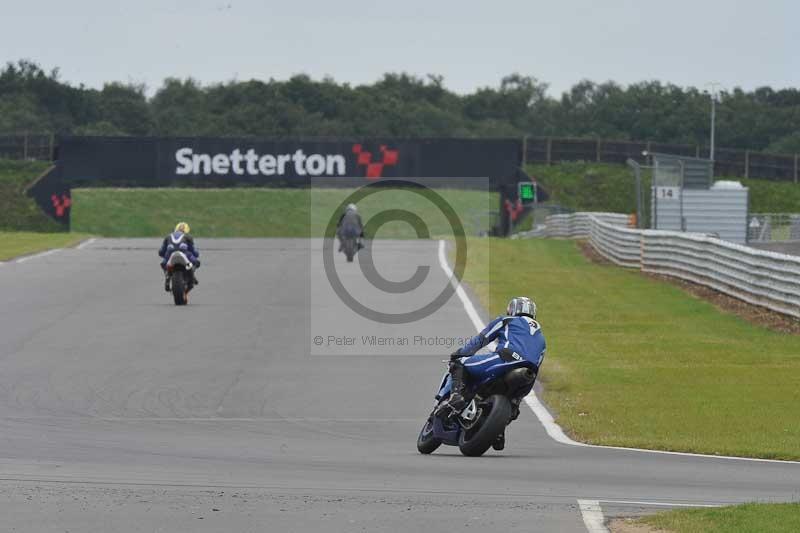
[174,222,191,234]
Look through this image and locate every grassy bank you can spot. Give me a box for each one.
[461,238,800,459]
[639,502,800,532]
[72,187,497,238]
[527,162,800,214]
[0,160,62,232]
[0,232,89,261]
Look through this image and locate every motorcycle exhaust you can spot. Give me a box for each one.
[504,368,536,390]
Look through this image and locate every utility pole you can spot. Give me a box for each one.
[706,83,722,161]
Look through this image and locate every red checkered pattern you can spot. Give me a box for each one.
[352,144,399,179]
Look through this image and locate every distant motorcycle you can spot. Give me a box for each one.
[166,251,195,305]
[339,227,362,263]
[417,354,537,456]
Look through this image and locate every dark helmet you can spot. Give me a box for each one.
[507,296,536,319]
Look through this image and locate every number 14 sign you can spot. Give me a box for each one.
[656,187,681,200]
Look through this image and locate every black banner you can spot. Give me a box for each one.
[34,136,523,232]
[58,136,520,188]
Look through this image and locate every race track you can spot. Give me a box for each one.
[2,238,800,532]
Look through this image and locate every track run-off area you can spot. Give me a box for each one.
[1,238,800,532]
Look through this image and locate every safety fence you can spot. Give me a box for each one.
[533,212,800,318]
[524,137,800,182]
[747,213,800,243]
[0,133,56,161]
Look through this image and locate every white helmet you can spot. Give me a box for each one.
[507,296,536,319]
[346,203,358,213]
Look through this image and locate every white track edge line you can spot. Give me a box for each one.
[577,499,609,533]
[15,248,62,263]
[76,237,96,250]
[598,499,720,508]
[437,239,800,466]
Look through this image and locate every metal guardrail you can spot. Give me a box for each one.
[541,212,629,238]
[641,232,800,318]
[530,212,800,319]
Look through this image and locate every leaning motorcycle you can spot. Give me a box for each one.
[166,251,195,306]
[417,353,537,456]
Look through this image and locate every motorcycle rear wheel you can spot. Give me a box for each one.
[172,272,187,306]
[458,395,512,457]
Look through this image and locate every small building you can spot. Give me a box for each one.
[650,153,749,244]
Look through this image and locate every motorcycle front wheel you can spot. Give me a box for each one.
[458,395,512,457]
[416,413,442,454]
[344,238,356,262]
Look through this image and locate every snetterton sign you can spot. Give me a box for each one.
[56,136,519,188]
[175,148,347,176]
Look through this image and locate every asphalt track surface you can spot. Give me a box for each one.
[2,238,800,532]
[749,241,800,256]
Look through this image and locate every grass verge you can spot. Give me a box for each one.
[0,160,62,232]
[0,232,90,261]
[638,502,800,533]
[71,187,497,238]
[460,237,800,459]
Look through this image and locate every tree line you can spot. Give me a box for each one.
[1,59,799,154]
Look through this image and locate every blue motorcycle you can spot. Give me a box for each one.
[417,353,538,456]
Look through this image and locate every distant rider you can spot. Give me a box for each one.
[442,296,546,450]
[336,203,365,252]
[159,222,200,291]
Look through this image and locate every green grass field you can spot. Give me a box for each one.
[0,231,89,261]
[71,187,497,238]
[639,502,800,532]
[459,238,800,460]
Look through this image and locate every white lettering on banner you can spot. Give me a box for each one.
[195,153,212,175]
[328,155,345,175]
[259,155,276,175]
[174,147,350,177]
[292,149,307,176]
[306,154,326,176]
[175,147,193,175]
[230,149,245,175]
[245,149,259,175]
[211,154,229,174]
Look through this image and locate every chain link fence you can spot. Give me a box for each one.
[0,133,56,161]
[524,137,800,183]
[748,214,800,243]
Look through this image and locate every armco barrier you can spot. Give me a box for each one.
[532,212,800,318]
[543,212,629,238]
[641,232,800,318]
[589,218,642,268]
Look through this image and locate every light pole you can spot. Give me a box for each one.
[706,83,722,161]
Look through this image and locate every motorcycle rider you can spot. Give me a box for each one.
[441,296,545,450]
[336,203,365,252]
[159,222,200,291]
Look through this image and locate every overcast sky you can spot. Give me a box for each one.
[2,0,798,96]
